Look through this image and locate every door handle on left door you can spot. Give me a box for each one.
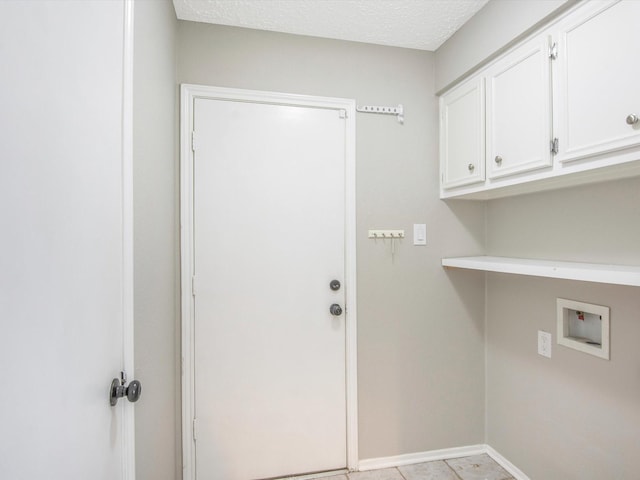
[109,371,142,406]
[329,304,343,316]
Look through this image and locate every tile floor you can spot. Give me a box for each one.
[321,454,514,480]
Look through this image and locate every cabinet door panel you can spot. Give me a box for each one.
[440,77,485,189]
[555,0,640,163]
[487,36,552,179]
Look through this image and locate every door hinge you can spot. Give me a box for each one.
[191,131,196,152]
[339,109,347,119]
[192,276,196,296]
[193,418,197,442]
[549,42,558,60]
[551,137,559,155]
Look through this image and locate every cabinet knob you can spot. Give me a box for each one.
[494,155,503,165]
[626,114,638,125]
[467,163,475,172]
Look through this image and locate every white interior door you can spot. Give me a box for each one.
[0,2,134,478]
[192,96,348,479]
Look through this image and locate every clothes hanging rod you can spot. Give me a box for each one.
[356,104,404,124]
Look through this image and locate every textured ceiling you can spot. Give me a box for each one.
[172,0,490,51]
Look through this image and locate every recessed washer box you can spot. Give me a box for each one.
[557,298,610,360]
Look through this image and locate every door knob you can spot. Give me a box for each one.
[110,372,142,406]
[626,114,638,125]
[329,304,343,316]
[329,279,341,291]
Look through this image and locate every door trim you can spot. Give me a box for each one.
[180,84,359,479]
[121,1,136,478]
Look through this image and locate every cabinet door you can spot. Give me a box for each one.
[554,0,640,163]
[486,35,553,179]
[440,77,485,189]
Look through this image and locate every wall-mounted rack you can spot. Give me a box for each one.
[356,104,404,124]
[369,229,405,262]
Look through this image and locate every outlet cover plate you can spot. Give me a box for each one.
[413,224,427,245]
[538,331,552,358]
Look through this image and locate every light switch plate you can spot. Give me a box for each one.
[538,331,552,358]
[413,224,426,245]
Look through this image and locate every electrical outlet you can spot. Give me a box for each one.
[538,331,552,358]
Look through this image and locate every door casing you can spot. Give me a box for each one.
[179,84,359,479]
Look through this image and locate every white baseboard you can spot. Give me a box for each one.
[357,444,486,471]
[485,445,530,480]
[358,444,530,480]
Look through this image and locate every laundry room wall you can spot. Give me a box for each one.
[133,1,179,479]
[176,22,486,460]
[483,178,640,479]
[436,0,640,477]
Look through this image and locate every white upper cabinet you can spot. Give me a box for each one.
[440,77,485,189]
[553,0,640,164]
[439,0,640,199]
[486,35,553,179]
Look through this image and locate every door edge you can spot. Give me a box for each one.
[121,1,136,478]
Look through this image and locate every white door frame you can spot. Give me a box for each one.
[180,84,358,479]
[121,0,136,477]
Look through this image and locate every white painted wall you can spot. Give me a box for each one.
[133,1,179,479]
[176,22,487,460]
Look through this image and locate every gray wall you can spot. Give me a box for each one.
[133,1,179,479]
[485,179,640,479]
[133,2,640,477]
[177,23,486,460]
[435,0,573,92]
[437,0,640,477]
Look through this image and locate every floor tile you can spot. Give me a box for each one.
[348,467,404,480]
[445,454,512,480]
[398,460,459,480]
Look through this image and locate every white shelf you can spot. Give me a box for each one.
[442,256,640,287]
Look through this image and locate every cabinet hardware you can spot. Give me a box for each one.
[626,114,638,125]
[467,163,475,172]
[494,156,503,165]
